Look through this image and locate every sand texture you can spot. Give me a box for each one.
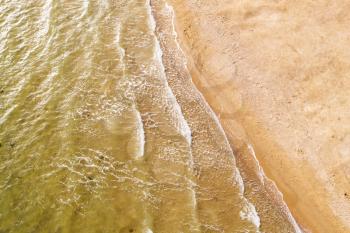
[166,0,350,232]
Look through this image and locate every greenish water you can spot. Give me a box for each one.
[0,0,264,232]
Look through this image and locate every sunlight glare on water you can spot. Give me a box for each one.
[0,0,263,232]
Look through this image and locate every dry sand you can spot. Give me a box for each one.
[165,0,350,232]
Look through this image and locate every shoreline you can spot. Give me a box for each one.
[167,9,305,233]
[150,1,261,231]
[161,0,350,232]
[151,1,303,232]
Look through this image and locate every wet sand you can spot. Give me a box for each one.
[165,0,350,232]
[1,0,302,232]
[151,1,303,232]
[1,0,348,232]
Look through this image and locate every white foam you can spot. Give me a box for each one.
[0,104,17,126]
[134,108,145,158]
[247,143,266,184]
[156,2,263,231]
[246,145,303,233]
[240,202,261,229]
[37,0,52,38]
[146,0,192,146]
[146,0,156,32]
[81,0,90,18]
[234,167,245,194]
[163,3,187,63]
[115,23,126,77]
[115,23,125,57]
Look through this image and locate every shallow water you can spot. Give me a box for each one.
[0,0,300,232]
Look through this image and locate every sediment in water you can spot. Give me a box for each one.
[0,0,260,232]
[2,0,340,232]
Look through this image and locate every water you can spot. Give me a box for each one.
[0,0,299,232]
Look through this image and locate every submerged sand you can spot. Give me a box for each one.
[166,0,350,232]
[0,0,301,232]
[1,0,348,232]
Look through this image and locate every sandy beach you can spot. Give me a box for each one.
[1,0,349,232]
[164,0,350,232]
[151,1,304,232]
